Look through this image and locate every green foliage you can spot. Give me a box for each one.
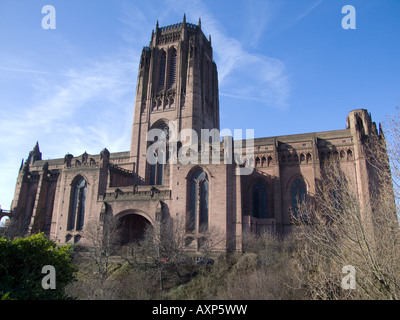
[0,233,76,300]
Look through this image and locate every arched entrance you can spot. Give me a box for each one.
[0,216,10,228]
[118,213,153,245]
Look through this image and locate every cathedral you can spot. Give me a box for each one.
[10,17,385,251]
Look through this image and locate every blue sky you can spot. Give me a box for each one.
[0,0,399,209]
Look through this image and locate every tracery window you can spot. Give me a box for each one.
[169,48,177,86]
[253,181,268,219]
[149,124,169,185]
[68,177,87,231]
[158,50,166,89]
[291,178,306,218]
[188,169,209,232]
[150,151,165,185]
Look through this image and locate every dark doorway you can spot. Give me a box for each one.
[118,214,152,245]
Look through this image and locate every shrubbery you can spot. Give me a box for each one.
[0,233,76,300]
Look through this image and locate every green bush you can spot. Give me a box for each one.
[0,233,76,300]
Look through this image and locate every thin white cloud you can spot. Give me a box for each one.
[241,0,273,48]
[166,0,290,110]
[0,66,134,85]
[275,0,323,34]
[0,50,137,208]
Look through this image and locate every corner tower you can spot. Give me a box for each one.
[129,16,220,182]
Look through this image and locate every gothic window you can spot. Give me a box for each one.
[68,177,87,231]
[300,153,305,164]
[253,181,268,219]
[306,153,312,163]
[333,151,339,159]
[149,122,169,185]
[347,149,353,160]
[291,179,306,218]
[158,50,166,89]
[169,48,177,87]
[150,161,156,185]
[149,151,165,185]
[188,169,209,232]
[261,157,266,167]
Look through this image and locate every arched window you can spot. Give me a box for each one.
[253,181,268,218]
[149,123,169,185]
[150,160,157,185]
[300,153,306,164]
[333,151,339,159]
[169,48,177,86]
[0,216,10,228]
[347,149,353,160]
[149,151,166,185]
[158,50,166,89]
[261,157,267,167]
[68,177,87,231]
[291,179,306,218]
[188,169,209,232]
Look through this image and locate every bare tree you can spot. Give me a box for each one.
[122,214,190,290]
[82,213,121,299]
[292,139,400,300]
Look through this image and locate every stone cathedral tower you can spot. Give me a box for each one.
[130,16,219,184]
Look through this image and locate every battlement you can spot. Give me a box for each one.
[159,21,198,32]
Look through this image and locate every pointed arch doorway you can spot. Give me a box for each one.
[117,211,153,245]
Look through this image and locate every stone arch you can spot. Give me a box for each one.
[261,156,267,167]
[299,153,305,164]
[285,174,311,192]
[347,149,354,160]
[150,118,170,131]
[69,173,90,187]
[0,216,10,228]
[115,210,154,245]
[185,165,213,181]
